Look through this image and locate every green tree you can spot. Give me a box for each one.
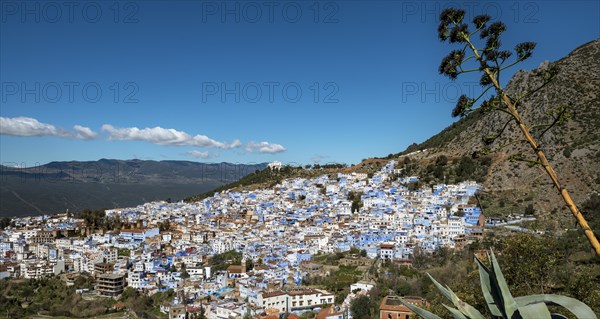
[456,156,475,181]
[245,258,254,271]
[349,191,363,213]
[0,217,11,230]
[181,269,190,279]
[499,234,561,295]
[349,247,361,255]
[582,193,600,237]
[73,273,94,289]
[433,165,445,180]
[159,220,171,231]
[437,7,599,254]
[350,295,372,319]
[119,287,139,301]
[524,203,535,215]
[435,155,448,167]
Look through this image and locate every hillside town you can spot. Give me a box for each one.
[0,160,488,319]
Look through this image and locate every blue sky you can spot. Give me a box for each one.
[1,0,598,167]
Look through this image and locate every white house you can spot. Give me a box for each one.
[350,281,374,293]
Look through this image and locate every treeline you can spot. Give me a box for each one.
[185,167,301,202]
[75,208,137,232]
[396,155,492,184]
[306,163,348,170]
[185,163,348,202]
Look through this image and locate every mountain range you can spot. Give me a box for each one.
[0,160,266,217]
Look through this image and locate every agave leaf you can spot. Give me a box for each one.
[489,251,519,319]
[398,297,444,319]
[475,255,503,317]
[447,286,485,319]
[550,314,569,319]
[442,304,468,319]
[515,294,597,319]
[518,301,552,319]
[427,272,485,319]
[427,273,453,301]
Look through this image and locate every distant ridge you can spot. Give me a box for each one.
[0,159,266,217]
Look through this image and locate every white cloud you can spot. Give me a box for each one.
[101,124,240,149]
[230,139,242,148]
[0,116,59,136]
[246,141,287,154]
[73,125,98,139]
[0,116,97,140]
[186,150,213,159]
[1,118,286,155]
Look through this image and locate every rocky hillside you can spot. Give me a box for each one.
[399,39,600,227]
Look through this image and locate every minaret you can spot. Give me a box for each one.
[241,255,247,273]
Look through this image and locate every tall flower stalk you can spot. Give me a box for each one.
[436,8,600,255]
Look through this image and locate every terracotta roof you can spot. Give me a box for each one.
[316,306,345,319]
[379,296,427,312]
[226,265,244,273]
[262,290,286,298]
[254,265,270,270]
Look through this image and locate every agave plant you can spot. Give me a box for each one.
[399,252,597,319]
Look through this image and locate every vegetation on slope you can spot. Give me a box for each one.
[0,276,116,318]
[386,39,600,228]
[184,164,348,202]
[342,231,600,319]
